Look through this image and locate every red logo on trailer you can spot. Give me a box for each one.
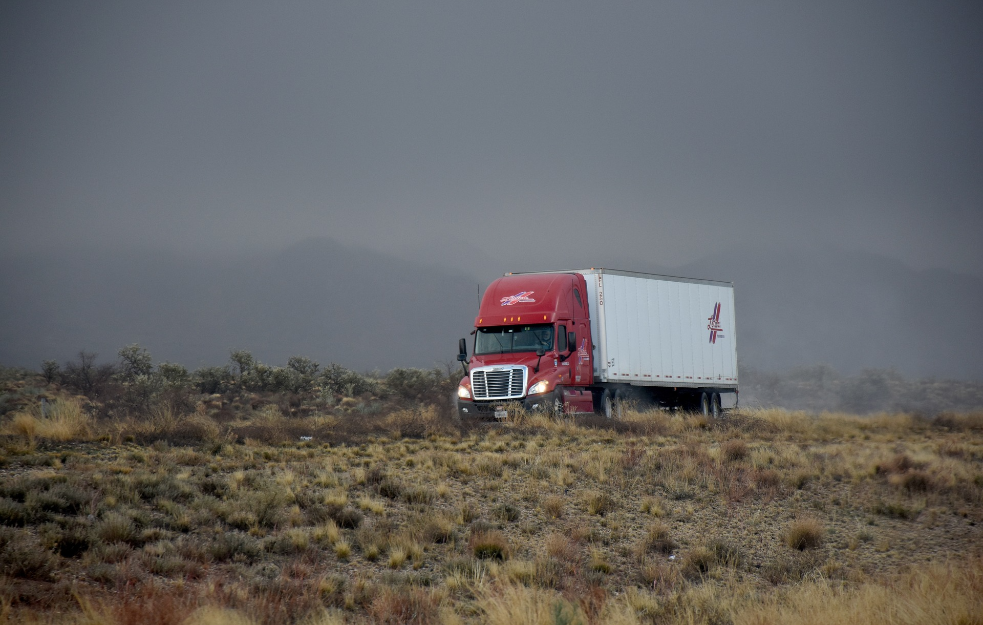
[500,291,535,306]
[707,302,724,343]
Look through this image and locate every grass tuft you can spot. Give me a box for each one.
[470,529,510,560]
[784,517,824,551]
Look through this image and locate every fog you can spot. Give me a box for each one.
[2,2,982,384]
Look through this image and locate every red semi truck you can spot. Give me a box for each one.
[455,269,738,419]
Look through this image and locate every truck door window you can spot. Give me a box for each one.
[558,325,567,351]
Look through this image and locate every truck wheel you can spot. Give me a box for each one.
[698,392,710,416]
[601,389,616,419]
[551,394,563,417]
[710,393,721,418]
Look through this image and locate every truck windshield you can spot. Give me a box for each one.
[475,325,554,355]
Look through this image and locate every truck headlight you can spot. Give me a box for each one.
[457,385,471,399]
[528,380,550,395]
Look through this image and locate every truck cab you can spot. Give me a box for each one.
[456,272,595,418]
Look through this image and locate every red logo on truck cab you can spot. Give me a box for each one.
[708,302,723,343]
[501,291,535,306]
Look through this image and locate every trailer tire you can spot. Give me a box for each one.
[698,392,710,416]
[710,392,721,418]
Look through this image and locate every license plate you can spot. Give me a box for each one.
[494,407,507,420]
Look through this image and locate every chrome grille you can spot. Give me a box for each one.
[471,366,527,400]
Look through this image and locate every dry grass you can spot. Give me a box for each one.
[0,403,981,624]
[732,559,983,625]
[2,397,92,444]
[784,517,825,551]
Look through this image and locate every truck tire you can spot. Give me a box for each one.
[710,392,721,418]
[601,389,616,419]
[698,392,710,416]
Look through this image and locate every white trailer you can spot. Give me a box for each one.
[581,269,738,390]
[560,269,738,416]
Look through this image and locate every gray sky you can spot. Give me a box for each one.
[2,0,982,276]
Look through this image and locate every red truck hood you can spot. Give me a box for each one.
[468,351,548,370]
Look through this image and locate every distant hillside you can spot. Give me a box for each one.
[0,238,477,371]
[675,247,983,380]
[2,240,980,383]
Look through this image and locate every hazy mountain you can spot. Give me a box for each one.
[677,246,983,380]
[0,238,477,372]
[1,239,980,382]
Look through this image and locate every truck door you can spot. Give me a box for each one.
[573,320,591,385]
[571,283,592,385]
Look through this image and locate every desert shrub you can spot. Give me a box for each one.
[641,521,677,555]
[357,521,394,561]
[0,498,30,526]
[368,587,441,625]
[95,512,137,544]
[872,499,921,519]
[193,366,233,394]
[118,344,154,382]
[134,474,196,504]
[2,397,93,442]
[41,360,60,384]
[681,545,716,578]
[542,495,564,519]
[321,364,378,397]
[229,350,255,379]
[403,486,435,506]
[419,517,455,544]
[762,550,823,584]
[721,439,749,462]
[268,528,311,555]
[896,470,933,493]
[783,517,824,550]
[383,367,449,404]
[48,524,91,558]
[0,529,57,580]
[378,477,405,500]
[331,507,364,529]
[586,491,616,516]
[876,453,921,475]
[707,538,744,568]
[286,356,320,393]
[494,503,520,523]
[157,362,190,386]
[61,351,117,397]
[471,529,510,560]
[30,481,90,514]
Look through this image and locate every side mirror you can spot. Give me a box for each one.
[536,346,546,357]
[457,338,469,375]
[567,331,576,351]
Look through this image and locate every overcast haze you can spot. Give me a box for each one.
[2,2,982,378]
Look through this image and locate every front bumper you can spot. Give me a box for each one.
[456,391,558,420]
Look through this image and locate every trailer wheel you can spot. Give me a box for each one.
[710,393,721,418]
[698,392,710,416]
